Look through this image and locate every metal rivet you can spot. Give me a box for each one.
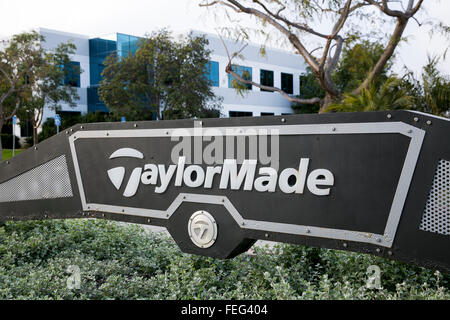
[376,248,381,253]
[413,117,419,122]
[102,213,105,217]
[199,121,203,125]
[281,118,286,123]
[222,199,225,203]
[34,146,38,150]
[183,196,186,199]
[376,238,382,243]
[387,114,392,119]
[166,131,169,135]
[80,126,83,129]
[388,251,393,256]
[241,222,245,226]
[166,214,169,217]
[65,131,69,134]
[5,161,9,164]
[147,218,151,223]
[426,120,432,125]
[122,209,125,213]
[331,127,336,132]
[343,243,348,248]
[407,129,412,134]
[44,214,48,218]
[106,133,109,136]
[133,124,137,128]
[306,228,311,234]
[265,233,269,238]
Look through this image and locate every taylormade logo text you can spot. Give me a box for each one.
[107,148,334,197]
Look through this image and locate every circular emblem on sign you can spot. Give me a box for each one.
[188,211,218,248]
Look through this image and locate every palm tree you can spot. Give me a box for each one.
[325,77,413,113]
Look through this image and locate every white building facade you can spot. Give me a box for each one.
[38,28,306,124]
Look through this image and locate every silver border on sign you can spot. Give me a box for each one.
[68,122,425,248]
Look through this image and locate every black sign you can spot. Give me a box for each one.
[0,110,449,271]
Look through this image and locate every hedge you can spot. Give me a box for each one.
[0,219,448,299]
[0,134,21,149]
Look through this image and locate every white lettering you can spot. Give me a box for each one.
[136,157,334,196]
[254,167,278,192]
[183,165,205,188]
[220,159,257,191]
[307,169,334,196]
[141,164,158,185]
[155,164,177,193]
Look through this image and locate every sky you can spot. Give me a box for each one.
[0,0,449,76]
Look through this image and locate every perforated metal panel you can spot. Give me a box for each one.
[0,155,73,203]
[419,159,450,235]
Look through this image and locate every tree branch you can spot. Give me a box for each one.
[223,0,320,72]
[354,17,408,94]
[5,98,21,121]
[227,64,320,104]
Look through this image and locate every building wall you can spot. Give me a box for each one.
[37,28,307,126]
[39,28,90,121]
[202,32,306,117]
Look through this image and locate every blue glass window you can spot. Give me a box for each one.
[63,61,80,87]
[205,61,219,87]
[117,33,141,58]
[89,38,117,86]
[228,65,252,90]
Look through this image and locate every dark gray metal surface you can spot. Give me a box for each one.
[0,110,448,271]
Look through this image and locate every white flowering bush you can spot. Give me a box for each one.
[0,219,448,300]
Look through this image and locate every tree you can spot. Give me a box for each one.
[99,30,222,121]
[200,0,446,112]
[22,42,80,145]
[0,31,79,159]
[0,32,43,161]
[326,77,413,112]
[401,56,450,117]
[333,40,391,93]
[293,40,391,113]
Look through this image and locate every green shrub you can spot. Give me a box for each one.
[0,219,448,300]
[0,134,21,149]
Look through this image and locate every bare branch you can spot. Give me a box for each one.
[319,0,352,70]
[200,0,241,13]
[309,46,323,55]
[364,0,407,18]
[252,0,330,39]
[5,98,21,121]
[224,0,320,72]
[354,17,408,94]
[0,65,13,86]
[217,34,321,105]
[410,0,424,16]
